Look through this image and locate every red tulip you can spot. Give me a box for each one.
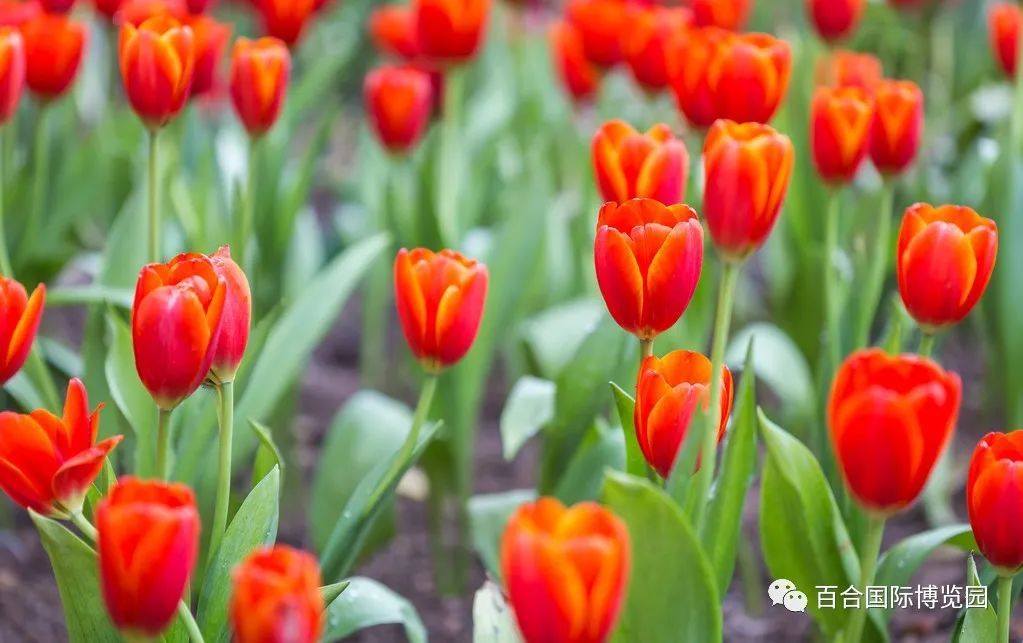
[810,85,874,183]
[365,64,433,155]
[622,6,692,92]
[690,0,751,31]
[119,16,195,129]
[0,276,44,386]
[132,252,227,409]
[594,198,703,340]
[229,36,291,136]
[501,497,630,643]
[0,379,122,516]
[184,0,212,13]
[94,0,125,19]
[703,119,794,261]
[412,0,490,64]
[869,79,924,176]
[896,204,998,331]
[990,2,1021,79]
[816,49,883,90]
[230,546,325,643]
[98,477,200,636]
[592,120,688,206]
[115,0,186,26]
[549,19,600,103]
[20,13,86,100]
[829,349,961,514]
[370,5,420,60]
[394,248,488,371]
[566,0,629,68]
[0,1,39,28]
[0,27,24,124]
[185,14,229,97]
[256,0,317,47]
[807,0,865,43]
[635,350,732,478]
[37,0,75,13]
[208,246,250,383]
[968,431,1023,573]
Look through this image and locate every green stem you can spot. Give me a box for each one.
[847,515,886,643]
[176,601,205,643]
[437,67,465,247]
[639,338,654,360]
[918,332,936,359]
[26,105,49,255]
[367,375,437,509]
[1012,14,1023,149]
[855,181,894,348]
[148,130,160,263]
[69,510,98,541]
[207,381,234,565]
[238,137,259,268]
[156,407,173,480]
[999,575,1014,643]
[825,189,843,374]
[0,129,12,277]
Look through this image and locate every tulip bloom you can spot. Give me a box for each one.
[816,49,883,90]
[807,0,864,43]
[635,350,733,478]
[37,0,75,13]
[119,16,195,129]
[810,86,874,183]
[229,37,291,137]
[896,204,998,331]
[230,546,325,643]
[593,199,703,340]
[967,431,1023,573]
[870,80,924,176]
[829,349,961,514]
[0,379,122,516]
[208,246,250,383]
[990,3,1021,79]
[549,20,599,103]
[592,120,688,206]
[97,477,200,636]
[566,0,629,68]
[0,27,24,124]
[0,277,44,385]
[115,0,187,26]
[20,14,86,100]
[690,0,750,31]
[622,6,691,92]
[185,14,230,97]
[132,252,227,409]
[412,0,490,64]
[501,497,630,643]
[370,5,419,60]
[702,120,794,261]
[256,0,317,47]
[364,65,433,155]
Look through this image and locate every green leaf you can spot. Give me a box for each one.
[320,581,350,606]
[957,555,998,643]
[876,524,976,602]
[603,470,721,643]
[249,420,284,489]
[472,580,524,643]
[47,286,133,309]
[104,311,154,475]
[500,376,555,461]
[555,420,625,505]
[4,371,45,411]
[725,323,814,426]
[520,299,603,379]
[468,489,535,580]
[197,466,281,643]
[610,382,646,477]
[322,577,426,643]
[29,511,120,643]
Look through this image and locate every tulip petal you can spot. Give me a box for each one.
[899,222,977,326]
[52,435,123,509]
[643,220,703,335]
[4,283,43,383]
[594,227,644,335]
[969,460,1023,570]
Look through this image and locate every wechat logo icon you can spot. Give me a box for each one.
[769,579,807,613]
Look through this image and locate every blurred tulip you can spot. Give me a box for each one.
[413,0,490,64]
[594,199,703,340]
[0,277,43,385]
[94,0,125,18]
[690,0,750,31]
[807,0,864,43]
[229,36,290,136]
[501,497,630,643]
[256,0,316,47]
[0,379,122,515]
[549,19,599,103]
[816,49,883,90]
[829,349,961,514]
[230,546,325,643]
[0,1,38,28]
[869,79,923,175]
[0,27,24,124]
[990,3,1020,79]
[635,350,732,478]
[132,252,227,409]
[115,0,186,25]
[896,203,997,331]
[810,86,873,183]
[98,477,200,636]
[968,431,1023,573]
[592,120,688,206]
[208,246,250,383]
[37,0,75,12]
[365,64,433,155]
[184,0,212,12]
[20,13,86,100]
[566,0,629,68]
[622,6,691,92]
[370,5,419,60]
[186,14,230,97]
[703,120,794,261]
[119,16,195,129]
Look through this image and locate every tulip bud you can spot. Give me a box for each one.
[0,27,24,125]
[968,431,1023,574]
[703,120,794,261]
[816,49,883,90]
[549,19,599,104]
[990,2,1021,79]
[592,120,689,206]
[369,5,420,60]
[37,0,75,13]
[185,14,230,98]
[364,65,433,155]
[0,276,44,386]
[896,203,997,332]
[594,199,703,340]
[622,6,691,92]
[635,350,732,478]
[132,252,227,409]
[230,546,325,643]
[829,349,961,515]
[256,0,317,47]
[670,27,732,129]
[98,477,200,636]
[807,0,864,43]
[501,497,630,643]
[565,0,629,68]
[810,86,874,184]
[691,0,751,31]
[208,246,250,384]
[229,36,291,137]
[869,79,924,176]
[413,0,490,64]
[119,16,195,130]
[20,13,86,101]
[394,248,488,372]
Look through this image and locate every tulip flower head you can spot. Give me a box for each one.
[0,379,122,516]
[807,0,864,43]
[94,0,125,19]
[593,199,704,340]
[256,0,317,47]
[635,350,733,478]
[0,27,24,124]
[119,16,195,130]
[230,546,325,643]
[690,0,751,31]
[501,497,630,643]
[37,0,75,13]
[622,6,692,93]
[0,276,44,386]
[185,14,230,98]
[816,49,883,90]
[549,19,600,103]
[394,248,488,372]
[828,349,961,515]
[98,477,200,636]
[115,0,187,26]
[20,13,86,101]
[968,431,1023,574]
[370,5,420,60]
[592,120,689,206]
[990,2,1021,79]
[208,246,250,384]
[229,37,291,137]
[896,204,997,332]
[870,79,924,176]
[184,0,212,13]
[412,0,490,64]
[132,252,227,409]
[810,85,874,184]
[566,0,629,69]
[364,65,434,155]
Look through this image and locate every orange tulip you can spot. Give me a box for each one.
[98,477,200,636]
[230,546,325,643]
[622,6,691,92]
[370,5,420,60]
[593,199,703,340]
[0,276,43,386]
[703,120,794,261]
[566,0,629,68]
[394,248,488,371]
[807,0,864,43]
[869,79,923,176]
[119,16,195,129]
[829,349,960,514]
[690,0,750,31]
[256,0,317,47]
[0,379,122,516]
[185,14,229,97]
[635,350,733,478]
[229,37,291,136]
[592,120,688,206]
[501,497,630,643]
[365,64,433,155]
[413,0,490,64]
[132,252,227,409]
[208,246,250,384]
[549,19,600,103]
[896,204,998,331]
[810,85,874,183]
[115,0,186,26]
[990,2,1021,79]
[0,27,23,124]
[968,431,1023,574]
[816,49,883,90]
[20,13,86,100]
[0,1,39,28]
